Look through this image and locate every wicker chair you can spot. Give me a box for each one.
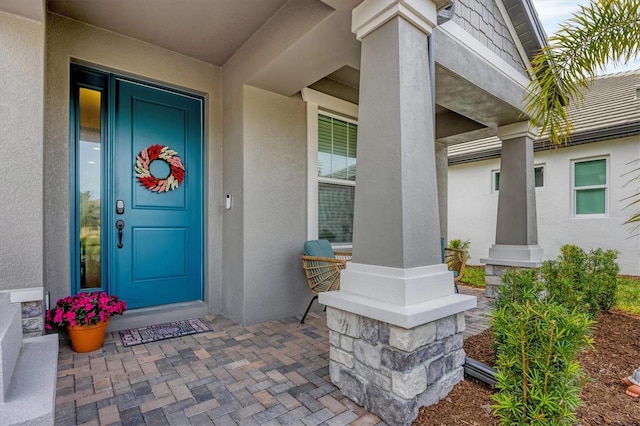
[444,247,467,293]
[300,250,352,324]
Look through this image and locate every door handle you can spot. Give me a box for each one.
[115,220,125,249]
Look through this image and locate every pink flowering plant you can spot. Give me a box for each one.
[45,292,127,329]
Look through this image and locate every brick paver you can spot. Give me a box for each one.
[55,285,490,425]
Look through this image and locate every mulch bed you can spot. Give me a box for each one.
[414,309,640,425]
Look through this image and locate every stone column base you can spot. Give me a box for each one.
[327,307,466,425]
[1,288,44,337]
[481,245,544,298]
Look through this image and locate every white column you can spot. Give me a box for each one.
[320,0,474,329]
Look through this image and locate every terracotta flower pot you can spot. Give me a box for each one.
[67,319,109,353]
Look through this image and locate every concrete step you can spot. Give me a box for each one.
[0,292,21,402]
[0,290,58,426]
[0,334,59,426]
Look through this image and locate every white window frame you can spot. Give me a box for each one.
[302,88,358,249]
[571,156,609,218]
[492,164,545,193]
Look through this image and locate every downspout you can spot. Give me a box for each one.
[432,3,454,246]
[432,1,455,124]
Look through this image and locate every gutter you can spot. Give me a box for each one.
[448,123,640,166]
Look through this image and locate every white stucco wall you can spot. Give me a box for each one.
[44,13,223,307]
[448,137,640,275]
[0,11,44,292]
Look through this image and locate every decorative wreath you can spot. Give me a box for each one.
[135,144,185,192]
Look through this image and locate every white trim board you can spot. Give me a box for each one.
[0,287,43,304]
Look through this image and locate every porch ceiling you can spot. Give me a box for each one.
[42,0,528,145]
[46,0,289,66]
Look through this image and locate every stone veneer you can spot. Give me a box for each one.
[484,264,512,299]
[326,307,466,425]
[1,289,45,337]
[484,263,541,299]
[20,300,44,338]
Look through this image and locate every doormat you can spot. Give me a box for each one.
[119,318,211,347]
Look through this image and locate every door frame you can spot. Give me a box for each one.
[69,63,206,300]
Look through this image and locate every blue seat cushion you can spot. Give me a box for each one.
[304,239,335,258]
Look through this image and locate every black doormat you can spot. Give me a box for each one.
[119,318,211,347]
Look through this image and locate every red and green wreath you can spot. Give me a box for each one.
[135,144,185,192]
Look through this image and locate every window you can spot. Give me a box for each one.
[492,166,544,192]
[573,158,607,215]
[72,66,108,293]
[302,88,358,246]
[317,115,357,243]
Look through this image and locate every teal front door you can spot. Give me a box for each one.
[111,79,204,309]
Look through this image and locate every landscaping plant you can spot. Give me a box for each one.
[541,244,619,318]
[448,238,470,253]
[491,268,593,425]
[45,291,127,329]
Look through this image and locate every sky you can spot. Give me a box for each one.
[530,0,639,74]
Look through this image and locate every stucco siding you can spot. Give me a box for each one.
[218,1,337,324]
[452,0,527,76]
[448,137,640,275]
[242,86,308,324]
[448,158,499,264]
[0,12,44,292]
[45,13,223,306]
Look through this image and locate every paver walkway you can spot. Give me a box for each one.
[54,285,490,425]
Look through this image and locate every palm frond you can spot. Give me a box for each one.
[525,0,640,146]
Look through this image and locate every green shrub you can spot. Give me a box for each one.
[491,268,593,425]
[541,244,619,318]
[491,268,546,352]
[448,238,470,252]
[493,268,544,311]
[491,301,593,425]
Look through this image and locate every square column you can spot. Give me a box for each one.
[321,0,474,327]
[480,122,544,297]
[320,1,473,423]
[351,0,441,270]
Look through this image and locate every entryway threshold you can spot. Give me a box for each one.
[107,300,209,332]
